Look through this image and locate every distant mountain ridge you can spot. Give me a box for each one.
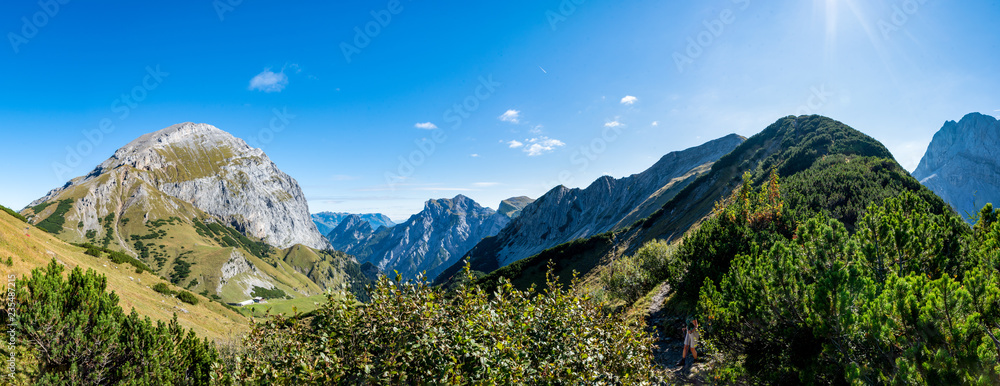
[312,212,395,236]
[329,195,532,280]
[436,133,744,281]
[912,112,1000,222]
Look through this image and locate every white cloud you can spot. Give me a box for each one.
[604,120,624,128]
[472,182,500,187]
[524,137,565,156]
[499,109,521,124]
[414,122,438,130]
[470,153,480,158]
[508,140,524,148]
[248,69,289,92]
[651,121,659,127]
[530,125,543,134]
[621,95,638,105]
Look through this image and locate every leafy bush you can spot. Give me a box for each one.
[250,285,286,300]
[5,260,217,384]
[602,239,682,305]
[220,268,656,384]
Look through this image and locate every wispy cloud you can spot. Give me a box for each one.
[470,153,480,158]
[414,122,438,130]
[499,109,521,124]
[472,182,500,187]
[507,140,524,148]
[249,69,289,92]
[523,137,565,156]
[620,95,638,105]
[605,120,624,128]
[530,125,543,134]
[651,121,659,127]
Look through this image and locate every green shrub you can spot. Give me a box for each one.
[6,260,216,384]
[176,291,199,305]
[0,204,28,223]
[35,199,73,234]
[221,267,656,384]
[152,282,174,296]
[84,246,103,258]
[602,239,682,305]
[697,192,998,384]
[250,285,286,300]
[170,256,192,285]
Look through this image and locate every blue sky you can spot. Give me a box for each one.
[1,0,998,221]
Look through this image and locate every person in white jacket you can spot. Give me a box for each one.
[675,318,699,367]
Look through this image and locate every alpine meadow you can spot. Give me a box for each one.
[2,1,1000,385]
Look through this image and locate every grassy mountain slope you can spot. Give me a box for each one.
[0,209,246,341]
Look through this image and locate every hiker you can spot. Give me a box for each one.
[676,318,699,367]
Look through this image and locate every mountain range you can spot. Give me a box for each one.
[435,134,745,282]
[446,115,937,292]
[14,114,998,351]
[312,212,395,236]
[327,195,533,280]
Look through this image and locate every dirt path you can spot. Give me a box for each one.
[645,282,709,384]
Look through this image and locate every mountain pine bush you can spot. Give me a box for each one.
[3,260,217,384]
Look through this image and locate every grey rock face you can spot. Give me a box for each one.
[327,214,376,252]
[32,122,328,249]
[461,134,745,270]
[312,212,395,236]
[331,195,525,280]
[912,113,1000,222]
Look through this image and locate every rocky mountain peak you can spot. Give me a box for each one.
[33,122,328,250]
[913,112,1000,222]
